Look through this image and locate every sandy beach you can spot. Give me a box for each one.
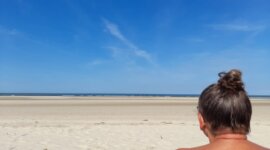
[0,96,269,150]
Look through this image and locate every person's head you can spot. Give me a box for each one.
[198,69,252,136]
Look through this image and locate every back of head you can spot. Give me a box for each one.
[198,69,252,135]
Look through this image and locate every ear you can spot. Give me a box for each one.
[198,112,205,130]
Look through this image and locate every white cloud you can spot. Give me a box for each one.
[102,18,153,63]
[186,37,204,43]
[0,26,19,36]
[87,60,104,66]
[208,23,266,32]
[105,46,130,61]
[133,49,152,61]
[103,19,126,42]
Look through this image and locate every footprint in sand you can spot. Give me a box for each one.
[94,122,106,125]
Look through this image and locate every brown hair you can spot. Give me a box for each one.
[198,69,252,135]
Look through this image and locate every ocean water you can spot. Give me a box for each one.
[0,93,269,99]
[0,93,198,97]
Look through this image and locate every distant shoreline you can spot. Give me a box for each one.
[0,93,200,97]
[0,93,270,99]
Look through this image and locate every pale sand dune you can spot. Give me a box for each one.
[0,96,269,150]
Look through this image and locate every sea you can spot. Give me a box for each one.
[0,93,198,97]
[0,93,270,100]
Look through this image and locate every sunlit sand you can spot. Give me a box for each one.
[0,96,269,150]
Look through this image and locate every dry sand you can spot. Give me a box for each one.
[0,96,269,150]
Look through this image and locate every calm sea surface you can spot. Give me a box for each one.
[0,93,269,100]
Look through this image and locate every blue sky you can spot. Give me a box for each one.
[1,0,270,94]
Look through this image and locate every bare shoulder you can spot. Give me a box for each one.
[176,145,208,150]
[177,141,269,150]
[248,141,270,150]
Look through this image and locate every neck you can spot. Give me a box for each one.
[211,133,247,142]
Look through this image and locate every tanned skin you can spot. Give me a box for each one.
[177,113,269,150]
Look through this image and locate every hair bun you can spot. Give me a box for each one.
[218,69,244,91]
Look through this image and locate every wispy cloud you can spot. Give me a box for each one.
[103,19,127,42]
[186,37,204,43]
[0,25,19,36]
[102,18,153,63]
[87,59,105,66]
[208,23,266,32]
